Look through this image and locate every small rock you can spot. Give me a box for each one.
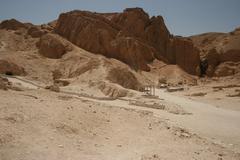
[58,144,64,148]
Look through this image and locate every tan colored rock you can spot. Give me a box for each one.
[205,48,220,76]
[111,8,150,38]
[55,8,200,74]
[107,67,141,90]
[0,19,27,30]
[27,26,46,38]
[45,85,60,92]
[214,62,240,77]
[37,33,72,59]
[171,38,200,75]
[190,27,240,77]
[0,76,9,90]
[220,49,240,62]
[55,10,154,71]
[0,60,26,76]
[98,82,128,98]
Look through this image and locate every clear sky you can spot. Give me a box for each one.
[0,0,239,36]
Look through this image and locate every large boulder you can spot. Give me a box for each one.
[107,67,142,90]
[0,60,26,76]
[37,33,72,59]
[27,26,46,38]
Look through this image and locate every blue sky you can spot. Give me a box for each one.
[0,0,239,36]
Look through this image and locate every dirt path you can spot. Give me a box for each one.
[56,88,240,153]
[3,75,240,153]
[154,89,240,152]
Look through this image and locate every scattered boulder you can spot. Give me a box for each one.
[27,26,46,38]
[227,92,240,97]
[37,33,72,59]
[171,37,200,75]
[52,69,62,80]
[98,82,128,98]
[190,92,207,96]
[107,67,141,90]
[54,79,70,87]
[45,85,60,92]
[167,86,184,92]
[0,60,26,76]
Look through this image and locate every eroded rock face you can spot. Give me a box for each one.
[169,38,200,75]
[190,27,240,77]
[37,33,72,59]
[0,76,9,90]
[220,49,240,62]
[0,60,26,76]
[55,8,200,74]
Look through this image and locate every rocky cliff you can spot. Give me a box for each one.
[55,8,200,74]
[190,27,240,76]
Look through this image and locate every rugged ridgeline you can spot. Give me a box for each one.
[54,8,200,74]
[0,8,239,78]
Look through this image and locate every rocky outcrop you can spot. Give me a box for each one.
[190,27,240,77]
[37,33,72,59]
[214,62,240,77]
[219,49,240,62]
[0,19,27,30]
[205,48,220,76]
[0,60,26,75]
[55,8,200,74]
[107,67,142,90]
[27,26,46,38]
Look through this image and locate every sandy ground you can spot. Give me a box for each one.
[1,76,240,160]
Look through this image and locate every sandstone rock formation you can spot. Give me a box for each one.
[107,67,141,90]
[37,33,72,59]
[214,62,240,77]
[168,37,200,75]
[27,26,46,38]
[190,27,240,77]
[0,60,26,76]
[55,8,200,74]
[0,19,28,30]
